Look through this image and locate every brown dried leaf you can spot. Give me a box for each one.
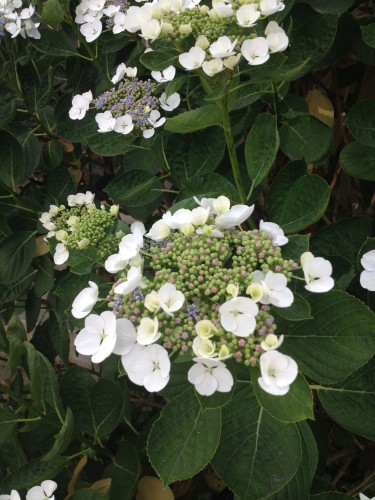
[136,476,174,500]
[305,88,334,128]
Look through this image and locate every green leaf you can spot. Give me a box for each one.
[34,255,54,297]
[309,493,354,499]
[0,269,37,307]
[0,407,17,446]
[0,100,17,129]
[1,456,65,491]
[211,386,302,499]
[38,105,56,134]
[90,379,125,438]
[165,105,223,133]
[282,234,310,262]
[268,160,306,217]
[0,131,26,190]
[280,291,375,384]
[104,169,163,219]
[140,44,179,70]
[147,387,221,486]
[318,357,375,440]
[31,29,77,57]
[18,131,41,179]
[274,293,312,321]
[269,174,331,233]
[6,313,26,369]
[278,15,337,79]
[67,247,99,275]
[43,139,63,169]
[188,127,226,176]
[311,216,371,268]
[304,0,355,14]
[0,232,36,284]
[54,273,107,303]
[60,366,96,436]
[24,342,63,412]
[329,256,355,291]
[246,113,279,188]
[44,407,74,459]
[279,115,332,163]
[340,141,375,181]
[278,94,309,121]
[46,166,75,205]
[346,99,375,147]
[41,0,66,29]
[251,370,314,423]
[361,24,375,48]
[85,133,135,156]
[70,489,105,500]
[48,311,70,366]
[267,422,318,500]
[229,81,273,111]
[110,440,141,500]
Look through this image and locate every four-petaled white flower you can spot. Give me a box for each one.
[72,281,99,319]
[360,249,375,291]
[251,270,294,308]
[151,65,176,82]
[236,4,260,28]
[241,37,270,66]
[265,21,289,53]
[258,350,298,396]
[122,343,170,392]
[145,219,171,241]
[114,114,134,134]
[69,91,93,120]
[202,58,224,77]
[301,252,334,293]
[95,110,116,132]
[192,337,217,358]
[179,46,206,70]
[158,282,185,316]
[74,311,118,363]
[219,296,259,337]
[26,480,58,500]
[209,36,237,58]
[160,92,181,111]
[80,19,102,42]
[188,357,233,396]
[143,110,166,138]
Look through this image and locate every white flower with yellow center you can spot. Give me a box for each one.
[158,282,185,316]
[137,317,160,345]
[301,252,334,293]
[188,357,233,396]
[195,319,218,339]
[192,337,217,358]
[74,311,117,364]
[251,270,294,308]
[260,333,284,352]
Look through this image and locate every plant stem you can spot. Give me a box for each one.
[220,98,247,204]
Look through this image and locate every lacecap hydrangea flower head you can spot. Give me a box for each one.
[68,195,335,398]
[39,191,122,266]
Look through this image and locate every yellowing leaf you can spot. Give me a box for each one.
[35,236,50,257]
[67,455,88,496]
[136,476,174,500]
[305,88,334,128]
[91,478,112,496]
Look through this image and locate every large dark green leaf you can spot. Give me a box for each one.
[246,113,279,188]
[340,141,375,181]
[31,29,77,57]
[269,174,331,233]
[280,291,375,384]
[147,387,221,485]
[0,232,36,284]
[279,115,332,163]
[85,133,135,156]
[188,127,226,176]
[165,106,223,133]
[311,216,371,268]
[212,386,302,499]
[1,457,66,491]
[318,357,375,440]
[46,166,75,205]
[303,0,356,14]
[346,99,375,147]
[110,441,141,500]
[0,131,26,190]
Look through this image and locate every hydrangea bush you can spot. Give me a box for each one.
[0,0,375,499]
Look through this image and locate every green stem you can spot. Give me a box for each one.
[221,99,247,204]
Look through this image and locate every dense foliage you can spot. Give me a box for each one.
[0,0,375,499]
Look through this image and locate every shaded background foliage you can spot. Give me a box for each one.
[0,0,375,498]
